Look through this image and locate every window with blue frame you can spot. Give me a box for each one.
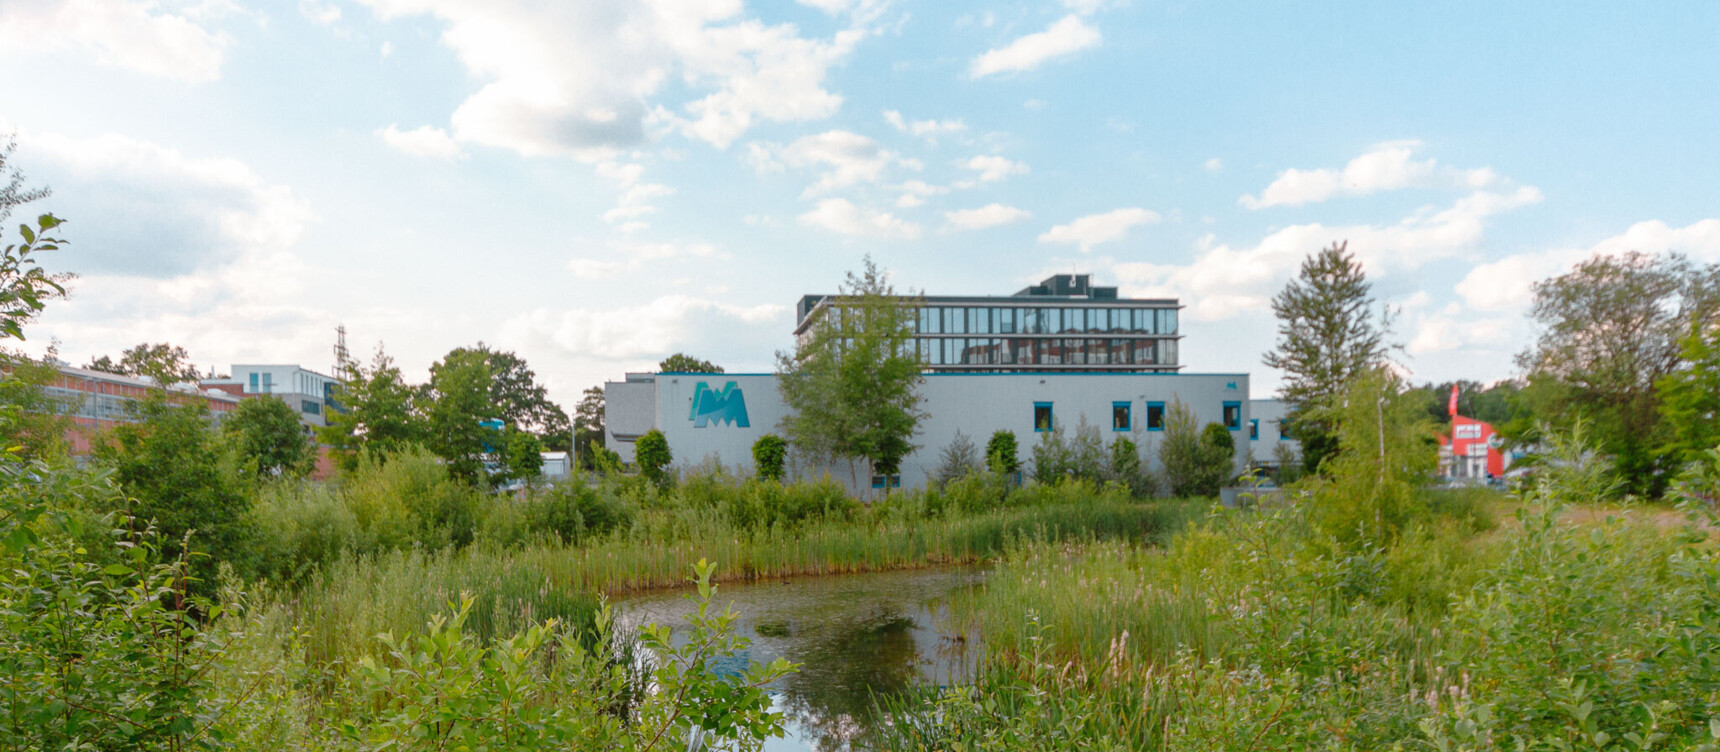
[1112,401,1131,431]
[1145,401,1165,431]
[248,373,258,392]
[1278,420,1292,440]
[870,474,901,489]
[1249,419,1259,440]
[1033,402,1054,432]
[1223,401,1242,431]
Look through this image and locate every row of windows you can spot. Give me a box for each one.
[1034,400,1244,433]
[920,337,1179,367]
[914,305,1177,336]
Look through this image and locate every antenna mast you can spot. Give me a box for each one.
[333,324,351,379]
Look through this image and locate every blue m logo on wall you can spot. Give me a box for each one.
[690,381,750,428]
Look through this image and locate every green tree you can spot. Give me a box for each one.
[752,434,787,481]
[319,345,421,471]
[92,396,249,590]
[1518,251,1720,496]
[503,427,544,483]
[931,430,980,486]
[1657,320,1720,467]
[87,342,203,384]
[635,428,672,487]
[985,430,1019,476]
[445,344,571,451]
[1159,401,1234,497]
[1303,367,1437,543]
[0,353,72,461]
[574,385,605,468]
[421,348,499,485]
[224,395,315,478]
[659,352,724,373]
[1263,241,1390,474]
[777,256,925,492]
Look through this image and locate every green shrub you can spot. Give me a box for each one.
[244,479,360,584]
[635,429,672,488]
[985,430,1020,476]
[343,445,479,552]
[752,434,787,481]
[1159,400,1234,497]
[931,430,981,487]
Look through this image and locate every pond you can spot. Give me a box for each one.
[614,566,988,752]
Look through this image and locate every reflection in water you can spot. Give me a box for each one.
[614,567,986,752]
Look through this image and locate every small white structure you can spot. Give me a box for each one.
[202,365,343,428]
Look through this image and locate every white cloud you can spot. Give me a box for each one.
[379,40,394,58]
[300,0,341,25]
[1110,186,1542,322]
[566,240,720,279]
[969,14,1100,78]
[759,130,916,197]
[883,110,967,140]
[894,179,947,208]
[595,161,674,229]
[798,198,921,239]
[354,0,867,155]
[1203,157,1223,172]
[0,0,232,82]
[1239,140,1500,209]
[500,295,787,361]
[376,124,464,159]
[945,204,1030,230]
[1038,207,1158,252]
[19,128,314,278]
[963,154,1029,183]
[1455,218,1720,312]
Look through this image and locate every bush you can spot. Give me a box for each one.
[931,430,981,487]
[343,446,480,552]
[985,430,1019,476]
[752,434,787,481]
[635,429,672,487]
[1159,400,1233,497]
[244,480,360,585]
[480,477,637,546]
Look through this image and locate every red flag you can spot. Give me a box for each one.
[1448,384,1459,417]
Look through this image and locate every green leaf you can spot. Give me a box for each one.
[102,563,134,576]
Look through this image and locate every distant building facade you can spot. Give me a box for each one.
[1436,385,1509,480]
[1247,398,1300,470]
[202,364,342,429]
[606,371,1251,493]
[794,274,1182,373]
[41,364,242,454]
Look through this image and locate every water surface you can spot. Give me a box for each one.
[615,566,987,752]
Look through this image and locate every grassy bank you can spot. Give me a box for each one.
[883,478,1720,750]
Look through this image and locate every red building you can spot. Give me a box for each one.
[39,364,242,454]
[1437,385,1506,480]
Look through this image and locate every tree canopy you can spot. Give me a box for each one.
[1518,251,1720,495]
[659,353,723,373]
[319,345,421,470]
[87,342,203,384]
[776,256,924,491]
[1262,241,1389,473]
[224,395,315,478]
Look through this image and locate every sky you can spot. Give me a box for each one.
[0,0,1716,408]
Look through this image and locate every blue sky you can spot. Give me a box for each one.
[1,0,1716,406]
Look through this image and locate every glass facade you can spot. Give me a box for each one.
[897,303,1180,371]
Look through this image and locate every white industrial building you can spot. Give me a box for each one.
[604,274,1299,493]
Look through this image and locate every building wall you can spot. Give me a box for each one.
[1247,398,1301,467]
[606,371,1252,493]
[39,365,241,454]
[203,364,341,428]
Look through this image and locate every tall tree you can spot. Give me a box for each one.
[777,256,925,493]
[1263,241,1389,473]
[93,396,249,594]
[574,386,606,467]
[445,344,570,450]
[318,345,421,470]
[420,348,499,486]
[1658,321,1720,468]
[86,343,203,384]
[659,353,724,373]
[224,395,315,478]
[1518,251,1720,496]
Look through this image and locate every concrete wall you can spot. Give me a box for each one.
[606,371,1253,493]
[1248,398,1301,466]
